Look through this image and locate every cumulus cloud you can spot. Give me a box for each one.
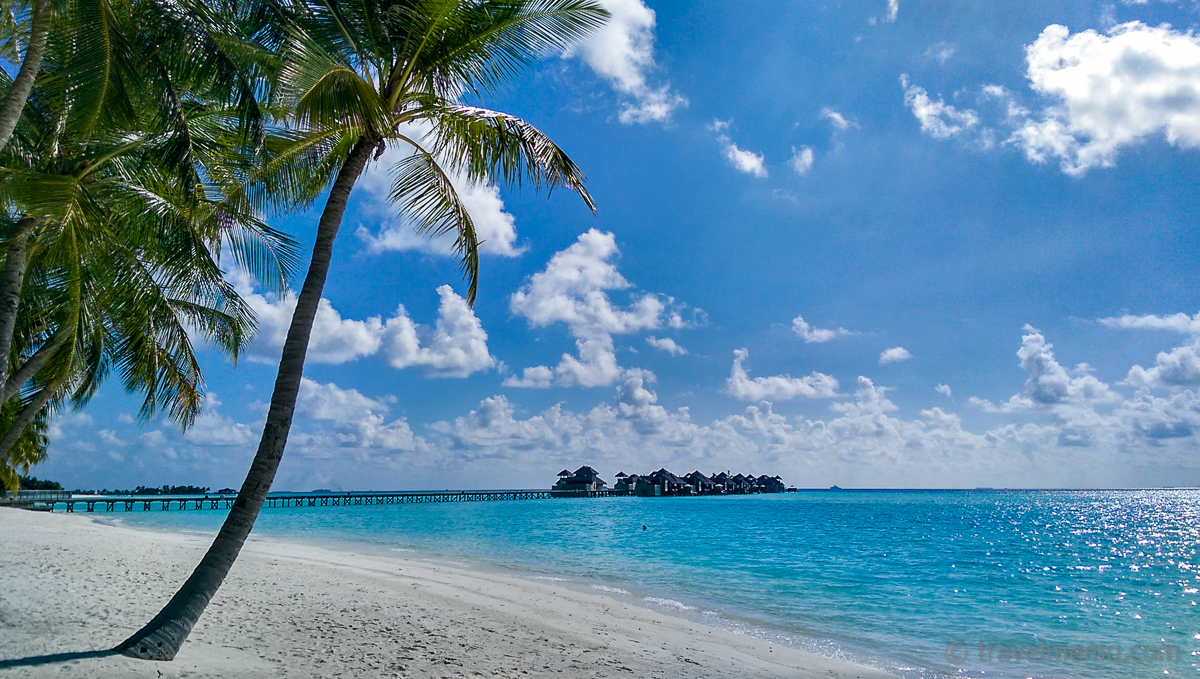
[646,336,687,355]
[710,120,768,178]
[567,0,686,124]
[233,272,492,377]
[43,325,1200,489]
[936,384,952,397]
[885,0,899,23]
[970,328,1117,412]
[506,229,693,388]
[792,314,853,343]
[422,374,1055,488]
[382,285,495,377]
[879,347,913,364]
[295,379,418,451]
[1099,311,1200,388]
[1126,342,1200,388]
[1009,22,1200,175]
[901,75,981,139]
[726,349,839,401]
[789,146,815,176]
[183,393,258,447]
[355,144,523,258]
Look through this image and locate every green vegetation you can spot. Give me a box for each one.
[69,485,212,495]
[0,0,605,661]
[17,473,59,490]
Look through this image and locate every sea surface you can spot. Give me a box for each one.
[107,489,1199,678]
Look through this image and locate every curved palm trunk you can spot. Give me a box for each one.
[0,379,58,456]
[117,137,377,661]
[0,218,39,390]
[0,0,53,153]
[1,332,66,403]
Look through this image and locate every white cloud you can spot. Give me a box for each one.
[567,0,686,124]
[245,292,384,365]
[1126,341,1200,388]
[1099,311,1200,335]
[507,229,691,388]
[792,314,853,343]
[42,325,1200,489]
[355,145,523,257]
[381,285,495,378]
[900,75,981,139]
[183,393,258,447]
[936,384,952,397]
[295,379,418,451]
[885,0,899,23]
[726,349,839,401]
[970,328,1117,412]
[234,271,492,376]
[789,146,815,176]
[710,120,768,178]
[1016,331,1114,404]
[1099,311,1200,388]
[820,107,855,131]
[646,336,687,355]
[879,347,913,364]
[1007,22,1200,175]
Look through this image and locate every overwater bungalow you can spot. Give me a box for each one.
[683,471,716,494]
[553,466,607,492]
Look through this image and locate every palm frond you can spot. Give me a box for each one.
[390,133,480,304]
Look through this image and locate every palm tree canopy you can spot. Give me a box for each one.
[261,0,605,303]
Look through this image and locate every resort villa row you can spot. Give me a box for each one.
[552,466,792,497]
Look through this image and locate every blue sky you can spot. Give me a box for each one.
[41,0,1200,490]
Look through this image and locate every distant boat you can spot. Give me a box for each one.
[829,485,842,491]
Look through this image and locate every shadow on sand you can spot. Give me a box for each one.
[0,649,120,668]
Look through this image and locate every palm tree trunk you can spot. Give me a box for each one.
[0,379,58,458]
[1,333,66,403]
[0,0,53,153]
[116,136,377,661]
[0,218,38,390]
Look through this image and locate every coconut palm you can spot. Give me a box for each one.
[118,0,606,660]
[0,0,54,152]
[0,0,293,394]
[0,2,296,484]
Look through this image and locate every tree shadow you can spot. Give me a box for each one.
[0,649,119,668]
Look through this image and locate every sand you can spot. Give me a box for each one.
[0,508,893,678]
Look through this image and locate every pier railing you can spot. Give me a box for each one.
[28,488,631,513]
[0,490,72,505]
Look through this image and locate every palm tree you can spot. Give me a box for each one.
[118,0,605,660]
[0,0,296,483]
[0,0,291,394]
[0,0,54,152]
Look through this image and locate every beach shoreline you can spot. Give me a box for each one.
[0,508,893,678]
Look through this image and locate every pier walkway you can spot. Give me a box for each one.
[28,489,629,513]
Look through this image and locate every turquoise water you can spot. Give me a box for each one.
[109,490,1200,678]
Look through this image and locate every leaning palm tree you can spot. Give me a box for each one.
[118,0,605,660]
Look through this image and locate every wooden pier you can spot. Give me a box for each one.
[37,488,628,513]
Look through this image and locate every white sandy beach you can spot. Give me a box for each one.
[0,508,892,678]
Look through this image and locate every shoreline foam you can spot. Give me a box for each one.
[0,507,893,678]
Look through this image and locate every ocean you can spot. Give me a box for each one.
[109,489,1200,678]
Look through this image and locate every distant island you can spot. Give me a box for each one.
[553,466,791,496]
